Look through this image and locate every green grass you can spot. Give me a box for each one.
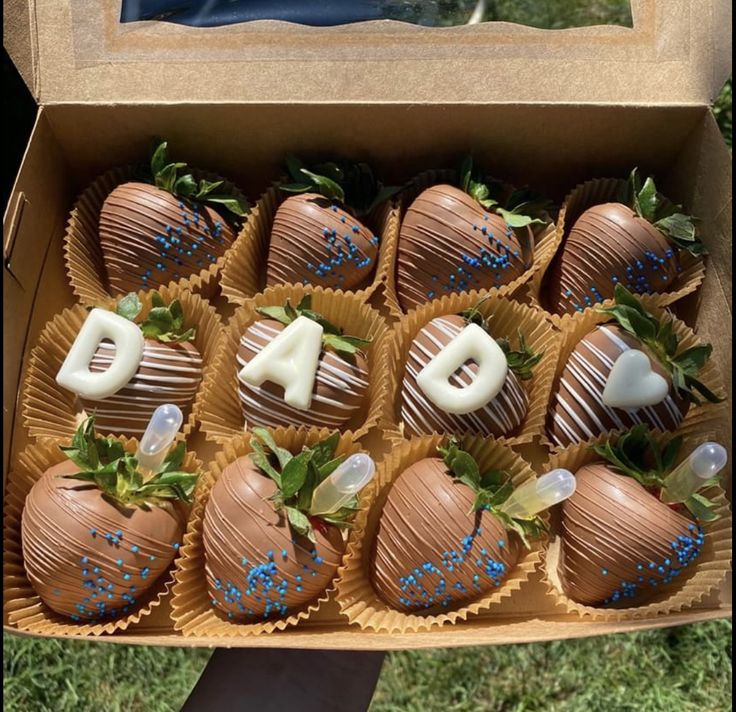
[371,621,733,712]
[3,620,732,711]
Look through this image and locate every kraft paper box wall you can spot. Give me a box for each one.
[2,0,732,649]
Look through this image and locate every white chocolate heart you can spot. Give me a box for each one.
[238,315,323,410]
[416,323,508,415]
[602,349,669,409]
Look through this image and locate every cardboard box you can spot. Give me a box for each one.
[3,0,732,649]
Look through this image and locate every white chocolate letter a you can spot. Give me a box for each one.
[56,308,145,400]
[238,316,323,410]
[416,323,508,415]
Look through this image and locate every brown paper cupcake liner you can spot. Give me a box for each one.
[383,169,560,317]
[527,177,706,327]
[335,433,546,633]
[541,430,731,621]
[547,300,728,452]
[196,283,391,444]
[170,427,364,636]
[384,290,561,447]
[219,182,400,309]
[64,165,248,306]
[3,437,201,636]
[21,285,224,442]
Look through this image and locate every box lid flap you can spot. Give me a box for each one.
[4,0,732,105]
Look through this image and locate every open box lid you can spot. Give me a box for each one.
[3,0,732,105]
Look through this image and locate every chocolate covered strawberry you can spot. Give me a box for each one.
[370,439,546,612]
[547,284,722,448]
[396,156,550,311]
[99,140,248,294]
[401,300,542,438]
[78,292,203,437]
[559,426,721,606]
[21,416,197,622]
[543,168,703,316]
[203,430,367,621]
[266,154,398,291]
[237,295,371,430]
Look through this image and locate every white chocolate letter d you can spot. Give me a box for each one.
[416,323,508,415]
[56,308,145,400]
[239,316,323,410]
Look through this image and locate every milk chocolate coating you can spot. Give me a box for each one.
[203,456,345,621]
[560,463,704,606]
[543,203,679,316]
[547,324,689,447]
[80,337,203,438]
[237,319,369,430]
[396,185,531,312]
[370,457,520,612]
[99,182,235,294]
[21,460,184,622]
[266,193,379,291]
[401,315,528,438]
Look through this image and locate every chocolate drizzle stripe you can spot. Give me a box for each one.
[370,458,518,612]
[548,325,685,447]
[21,461,182,621]
[82,339,203,437]
[560,464,701,605]
[545,203,677,316]
[99,182,234,294]
[409,318,521,431]
[202,456,344,621]
[396,185,527,311]
[236,320,369,430]
[597,327,682,426]
[400,315,528,438]
[267,195,377,291]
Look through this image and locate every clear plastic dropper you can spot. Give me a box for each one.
[135,404,184,475]
[310,453,376,516]
[661,442,728,503]
[498,468,577,519]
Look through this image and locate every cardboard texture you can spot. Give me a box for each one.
[3,1,732,104]
[2,0,732,648]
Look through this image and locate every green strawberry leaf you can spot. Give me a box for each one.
[636,176,659,222]
[255,299,371,361]
[496,330,543,380]
[286,507,314,541]
[496,207,545,228]
[300,169,345,203]
[619,168,704,256]
[136,294,196,343]
[309,432,341,470]
[437,438,543,548]
[204,195,248,217]
[116,293,143,321]
[683,492,720,522]
[672,345,713,374]
[60,416,196,506]
[194,179,224,199]
[255,306,293,326]
[278,451,312,500]
[596,284,720,406]
[280,182,314,194]
[281,155,397,217]
[174,174,197,197]
[250,428,293,469]
[248,431,366,532]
